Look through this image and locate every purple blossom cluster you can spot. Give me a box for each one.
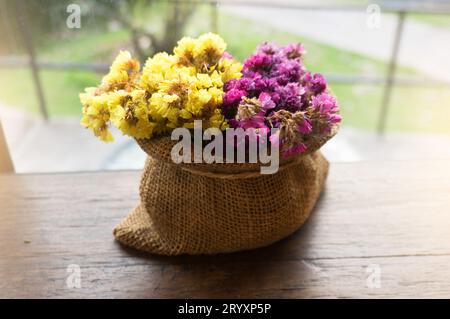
[222,42,341,158]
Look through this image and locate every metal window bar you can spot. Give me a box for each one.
[0,119,14,173]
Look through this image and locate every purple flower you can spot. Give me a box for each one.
[310,92,342,133]
[275,82,305,112]
[243,53,273,76]
[298,117,312,134]
[224,79,239,91]
[237,115,266,129]
[269,91,281,105]
[311,92,339,115]
[234,95,272,130]
[303,72,327,95]
[267,109,311,157]
[249,74,269,92]
[221,41,341,158]
[257,42,279,55]
[258,92,276,111]
[280,43,305,60]
[222,88,247,119]
[224,89,246,105]
[274,59,302,84]
[225,78,253,92]
[237,77,252,91]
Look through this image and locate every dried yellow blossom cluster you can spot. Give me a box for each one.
[80,33,242,141]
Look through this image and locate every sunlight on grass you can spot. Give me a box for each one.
[409,13,450,29]
[41,30,130,62]
[388,86,450,134]
[0,68,101,116]
[330,84,450,134]
[0,68,35,113]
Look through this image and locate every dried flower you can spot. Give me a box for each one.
[268,110,311,158]
[308,92,342,134]
[222,41,341,157]
[81,33,242,141]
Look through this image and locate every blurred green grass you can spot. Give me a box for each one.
[409,13,450,28]
[0,6,449,134]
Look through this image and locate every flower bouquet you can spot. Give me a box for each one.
[80,33,341,255]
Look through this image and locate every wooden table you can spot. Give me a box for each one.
[1,159,450,298]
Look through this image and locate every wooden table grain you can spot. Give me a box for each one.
[1,159,450,298]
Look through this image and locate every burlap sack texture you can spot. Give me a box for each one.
[113,128,336,255]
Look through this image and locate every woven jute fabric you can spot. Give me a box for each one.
[113,130,335,255]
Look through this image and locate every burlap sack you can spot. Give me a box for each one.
[113,130,335,255]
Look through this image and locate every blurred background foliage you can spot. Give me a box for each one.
[0,0,449,134]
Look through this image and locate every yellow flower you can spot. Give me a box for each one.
[109,90,156,139]
[101,51,140,93]
[158,71,192,99]
[208,86,223,106]
[196,73,213,88]
[206,108,228,130]
[80,90,114,142]
[193,33,226,70]
[140,52,176,93]
[81,33,243,142]
[149,92,177,122]
[174,36,197,67]
[218,57,243,83]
